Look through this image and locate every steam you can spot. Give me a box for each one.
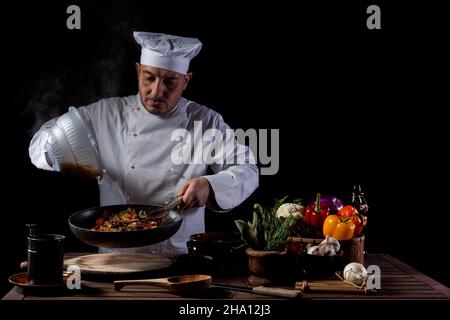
[22,75,67,135]
[22,2,146,136]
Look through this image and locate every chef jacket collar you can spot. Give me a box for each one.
[134,93,188,123]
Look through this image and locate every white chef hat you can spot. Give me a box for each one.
[133,31,202,75]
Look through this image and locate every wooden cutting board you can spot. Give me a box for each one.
[295,280,376,294]
[64,253,173,276]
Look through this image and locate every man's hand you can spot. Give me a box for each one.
[177,177,213,211]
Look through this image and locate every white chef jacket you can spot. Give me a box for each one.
[29,94,259,253]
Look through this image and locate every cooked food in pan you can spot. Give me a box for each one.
[91,208,160,232]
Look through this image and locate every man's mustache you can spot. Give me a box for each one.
[145,97,165,103]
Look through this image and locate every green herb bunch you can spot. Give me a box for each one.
[235,196,298,251]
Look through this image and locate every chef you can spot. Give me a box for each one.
[29,31,259,253]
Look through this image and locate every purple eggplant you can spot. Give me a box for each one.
[308,195,343,213]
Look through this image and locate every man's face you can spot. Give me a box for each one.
[136,64,192,115]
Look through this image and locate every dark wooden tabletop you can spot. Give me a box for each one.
[3,253,449,300]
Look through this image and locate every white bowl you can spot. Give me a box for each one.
[46,107,103,178]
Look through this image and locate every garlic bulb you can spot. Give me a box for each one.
[306,244,319,255]
[343,262,368,286]
[322,235,340,252]
[307,236,340,256]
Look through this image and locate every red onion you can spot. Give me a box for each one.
[309,195,343,213]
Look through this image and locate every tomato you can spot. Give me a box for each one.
[337,206,367,235]
[145,221,158,229]
[352,214,367,235]
[95,217,105,225]
[338,206,358,219]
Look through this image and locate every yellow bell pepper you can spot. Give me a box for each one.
[322,215,355,240]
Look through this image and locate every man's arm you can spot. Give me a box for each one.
[203,160,259,212]
[177,161,258,212]
[175,111,259,212]
[201,117,259,211]
[177,177,213,210]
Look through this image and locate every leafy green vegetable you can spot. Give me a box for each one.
[235,196,297,251]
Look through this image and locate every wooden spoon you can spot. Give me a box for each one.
[114,274,212,292]
[114,275,302,298]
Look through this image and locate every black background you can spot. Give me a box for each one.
[1,0,448,300]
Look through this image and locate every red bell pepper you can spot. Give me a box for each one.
[304,193,330,229]
[337,205,367,235]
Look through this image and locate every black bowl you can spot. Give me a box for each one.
[186,232,245,257]
[302,250,344,279]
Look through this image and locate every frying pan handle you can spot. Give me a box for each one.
[114,278,171,291]
[165,195,184,210]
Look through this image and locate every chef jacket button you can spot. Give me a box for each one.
[137,107,141,111]
[130,164,135,169]
[133,133,138,137]
[169,167,176,173]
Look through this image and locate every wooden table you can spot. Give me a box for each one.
[3,253,449,300]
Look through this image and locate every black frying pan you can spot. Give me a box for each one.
[68,204,183,248]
